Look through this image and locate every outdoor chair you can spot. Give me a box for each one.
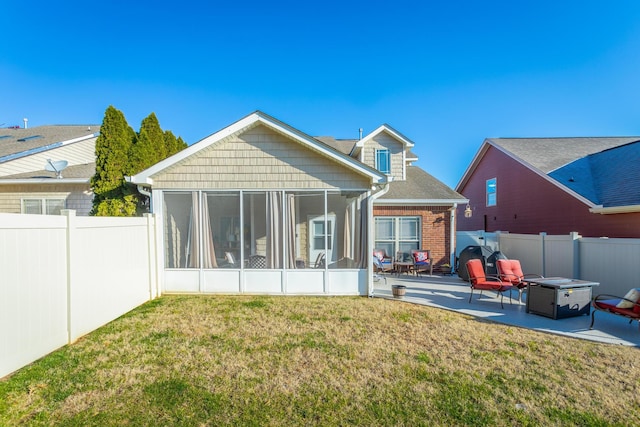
[373,249,394,273]
[373,256,387,284]
[314,252,326,269]
[222,252,236,267]
[465,259,514,309]
[590,288,640,330]
[496,259,542,302]
[411,249,433,276]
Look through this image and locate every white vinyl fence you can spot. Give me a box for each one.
[457,231,640,297]
[1,210,159,379]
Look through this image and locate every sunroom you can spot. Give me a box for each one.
[129,112,387,295]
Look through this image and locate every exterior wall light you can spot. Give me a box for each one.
[464,203,472,218]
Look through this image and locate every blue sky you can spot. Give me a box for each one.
[2,1,640,188]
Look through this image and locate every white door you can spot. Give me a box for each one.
[308,214,336,266]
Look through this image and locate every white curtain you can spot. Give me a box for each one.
[343,200,354,260]
[287,194,297,268]
[356,196,368,269]
[187,191,199,268]
[166,209,182,268]
[266,191,282,268]
[201,194,218,268]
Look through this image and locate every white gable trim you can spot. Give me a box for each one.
[128,111,386,186]
[590,204,640,214]
[354,124,415,151]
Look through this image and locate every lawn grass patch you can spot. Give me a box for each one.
[1,295,639,426]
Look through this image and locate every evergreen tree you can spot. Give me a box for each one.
[129,112,166,174]
[176,136,187,152]
[163,130,178,156]
[163,131,188,156]
[90,106,137,216]
[91,107,188,216]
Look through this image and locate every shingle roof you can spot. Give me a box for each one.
[489,137,640,173]
[0,162,95,180]
[0,125,100,161]
[380,166,466,202]
[313,136,356,155]
[548,141,640,207]
[489,137,640,207]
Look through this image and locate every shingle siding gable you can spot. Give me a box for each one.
[362,131,404,180]
[151,124,371,190]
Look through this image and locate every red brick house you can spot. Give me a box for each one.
[318,126,467,269]
[456,137,640,238]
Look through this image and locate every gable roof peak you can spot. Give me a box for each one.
[128,111,387,186]
[361,124,414,146]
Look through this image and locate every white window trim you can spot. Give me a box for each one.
[374,216,421,256]
[486,178,497,207]
[21,197,66,215]
[375,149,391,174]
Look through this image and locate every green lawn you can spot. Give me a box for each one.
[1,295,638,426]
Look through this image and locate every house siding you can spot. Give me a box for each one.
[373,205,453,266]
[457,146,640,238]
[153,125,371,190]
[0,183,93,215]
[362,132,404,180]
[0,138,96,177]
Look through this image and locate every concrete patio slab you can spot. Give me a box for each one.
[373,273,640,347]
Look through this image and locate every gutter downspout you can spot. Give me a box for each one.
[137,185,152,213]
[368,182,391,297]
[449,203,457,274]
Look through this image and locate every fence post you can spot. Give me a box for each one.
[570,231,581,279]
[61,209,76,344]
[144,213,156,300]
[539,232,547,276]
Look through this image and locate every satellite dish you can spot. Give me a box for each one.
[45,159,68,179]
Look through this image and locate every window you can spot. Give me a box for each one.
[486,178,497,206]
[374,216,420,257]
[22,198,65,215]
[375,149,390,174]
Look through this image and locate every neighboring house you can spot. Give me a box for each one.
[0,125,99,216]
[128,111,466,296]
[456,137,640,238]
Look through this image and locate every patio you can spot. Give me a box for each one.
[373,273,640,347]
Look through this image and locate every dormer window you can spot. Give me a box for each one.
[375,149,390,174]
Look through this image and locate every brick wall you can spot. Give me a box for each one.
[373,205,452,266]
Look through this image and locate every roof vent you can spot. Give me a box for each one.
[23,118,28,129]
[17,135,43,142]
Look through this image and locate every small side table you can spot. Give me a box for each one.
[394,261,413,276]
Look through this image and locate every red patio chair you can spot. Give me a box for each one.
[466,259,514,309]
[496,259,543,302]
[590,289,640,331]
